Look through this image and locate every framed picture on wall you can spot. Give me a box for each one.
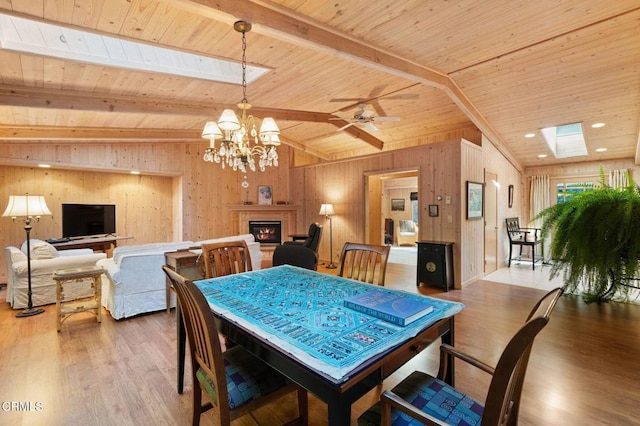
[508,184,514,208]
[258,185,273,205]
[391,199,405,211]
[429,204,439,217]
[466,181,484,219]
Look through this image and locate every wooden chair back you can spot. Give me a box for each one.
[483,287,563,425]
[379,287,563,426]
[338,242,390,286]
[162,265,308,425]
[201,240,252,279]
[162,266,229,423]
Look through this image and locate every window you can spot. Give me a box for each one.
[410,192,418,223]
[556,182,595,203]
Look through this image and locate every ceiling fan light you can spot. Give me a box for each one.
[218,109,241,131]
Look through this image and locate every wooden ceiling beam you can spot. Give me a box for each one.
[164,0,523,170]
[327,120,384,150]
[0,85,384,151]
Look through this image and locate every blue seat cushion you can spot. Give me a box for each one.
[358,371,484,426]
[196,346,289,410]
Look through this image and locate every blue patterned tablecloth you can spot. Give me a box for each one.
[195,265,464,383]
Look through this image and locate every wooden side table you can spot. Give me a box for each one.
[53,266,104,332]
[164,249,204,312]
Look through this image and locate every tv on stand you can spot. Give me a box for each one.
[62,204,116,239]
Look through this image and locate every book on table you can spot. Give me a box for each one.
[344,288,434,326]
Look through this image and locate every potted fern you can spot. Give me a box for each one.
[536,172,640,302]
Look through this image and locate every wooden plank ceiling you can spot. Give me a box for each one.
[0,0,638,170]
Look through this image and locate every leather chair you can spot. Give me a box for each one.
[272,244,318,270]
[284,222,322,253]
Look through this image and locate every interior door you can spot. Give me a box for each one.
[484,171,498,274]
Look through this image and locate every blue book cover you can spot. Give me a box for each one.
[344,289,434,326]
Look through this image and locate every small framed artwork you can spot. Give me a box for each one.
[466,181,484,220]
[429,204,439,217]
[257,185,273,205]
[508,184,514,208]
[391,198,405,211]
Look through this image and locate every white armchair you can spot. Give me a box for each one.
[5,239,106,309]
[397,220,418,246]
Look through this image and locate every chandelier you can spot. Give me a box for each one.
[202,21,280,173]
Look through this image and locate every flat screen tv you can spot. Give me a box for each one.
[62,204,116,238]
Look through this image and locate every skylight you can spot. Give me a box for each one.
[0,13,270,84]
[540,122,587,158]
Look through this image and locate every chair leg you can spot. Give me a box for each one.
[532,245,535,270]
[193,386,202,426]
[297,387,308,426]
[508,244,513,267]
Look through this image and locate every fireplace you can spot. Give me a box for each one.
[249,220,282,245]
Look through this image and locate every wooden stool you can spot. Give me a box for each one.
[53,266,104,332]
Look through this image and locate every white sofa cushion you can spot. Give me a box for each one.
[21,239,58,259]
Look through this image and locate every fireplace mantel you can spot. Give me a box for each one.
[227,204,300,212]
[227,205,300,245]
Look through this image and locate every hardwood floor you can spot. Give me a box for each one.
[1,263,638,425]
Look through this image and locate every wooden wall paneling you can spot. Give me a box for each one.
[295,140,466,287]
[460,140,484,286]
[0,165,175,281]
[366,175,383,245]
[482,135,524,267]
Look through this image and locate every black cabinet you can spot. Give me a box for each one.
[417,241,454,291]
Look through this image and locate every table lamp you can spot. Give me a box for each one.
[319,203,336,269]
[3,194,52,317]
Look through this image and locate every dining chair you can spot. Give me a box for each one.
[357,287,563,426]
[202,239,252,278]
[272,244,318,270]
[338,242,391,286]
[506,217,543,270]
[162,266,308,426]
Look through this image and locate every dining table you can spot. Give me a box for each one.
[177,264,464,424]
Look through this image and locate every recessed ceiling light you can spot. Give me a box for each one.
[131,170,140,175]
[525,133,536,138]
[595,147,607,152]
[38,164,51,168]
[591,122,605,128]
[538,154,547,158]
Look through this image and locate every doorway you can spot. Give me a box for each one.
[484,171,498,274]
[365,170,419,246]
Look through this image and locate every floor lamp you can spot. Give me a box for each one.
[319,203,336,269]
[3,194,52,317]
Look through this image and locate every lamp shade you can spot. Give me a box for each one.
[201,121,223,140]
[3,195,51,218]
[319,203,335,216]
[217,109,241,131]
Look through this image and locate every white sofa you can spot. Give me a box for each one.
[5,239,107,309]
[97,234,262,320]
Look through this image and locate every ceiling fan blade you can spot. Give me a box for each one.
[364,122,378,132]
[337,122,355,131]
[373,116,401,122]
[330,98,363,103]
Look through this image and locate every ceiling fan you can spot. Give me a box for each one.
[332,103,401,132]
